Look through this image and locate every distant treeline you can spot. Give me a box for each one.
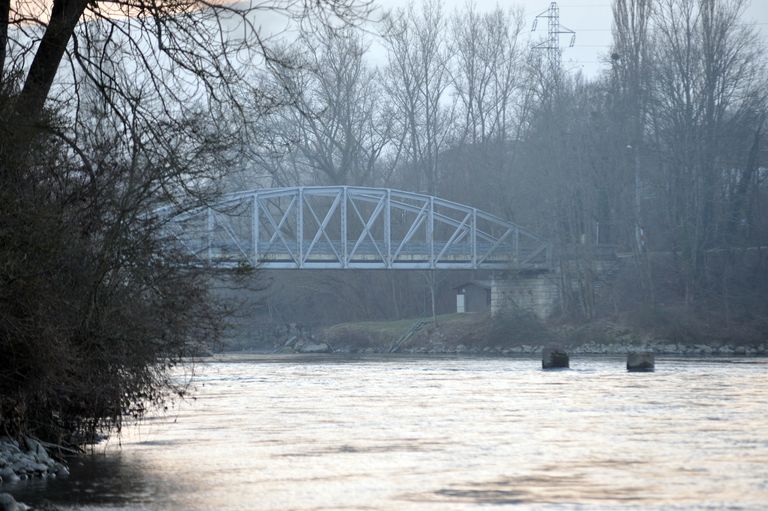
[227,0,767,325]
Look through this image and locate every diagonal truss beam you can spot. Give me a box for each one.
[303,191,342,264]
[348,193,387,263]
[436,210,472,261]
[260,195,298,264]
[392,199,429,260]
[159,186,551,271]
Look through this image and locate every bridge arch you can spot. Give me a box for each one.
[160,186,551,270]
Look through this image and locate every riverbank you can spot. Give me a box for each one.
[305,312,768,356]
[0,437,68,510]
[0,438,69,484]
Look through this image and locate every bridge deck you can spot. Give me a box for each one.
[161,186,551,270]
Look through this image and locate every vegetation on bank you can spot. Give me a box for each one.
[317,310,768,354]
[0,93,227,445]
[0,0,365,446]
[319,312,554,353]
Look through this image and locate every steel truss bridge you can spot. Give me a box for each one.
[160,186,551,270]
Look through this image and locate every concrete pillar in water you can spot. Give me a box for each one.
[627,351,655,372]
[542,347,569,369]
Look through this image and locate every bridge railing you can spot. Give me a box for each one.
[160,186,552,270]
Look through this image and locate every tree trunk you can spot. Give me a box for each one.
[15,0,89,122]
[430,273,437,324]
[390,275,401,320]
[0,0,10,79]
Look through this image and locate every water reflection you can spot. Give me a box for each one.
[3,355,768,510]
[7,453,174,509]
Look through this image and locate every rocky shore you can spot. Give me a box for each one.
[279,329,768,357]
[321,340,767,356]
[227,311,768,358]
[0,437,68,484]
[293,313,768,357]
[0,438,69,510]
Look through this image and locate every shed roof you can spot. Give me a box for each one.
[454,280,492,291]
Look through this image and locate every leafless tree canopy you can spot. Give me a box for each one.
[232,0,767,328]
[0,0,371,442]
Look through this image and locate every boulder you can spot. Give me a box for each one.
[53,463,70,477]
[0,439,18,451]
[627,351,655,372]
[542,347,569,369]
[10,460,30,474]
[25,438,53,465]
[0,493,30,511]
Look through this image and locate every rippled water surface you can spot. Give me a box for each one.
[7,355,768,510]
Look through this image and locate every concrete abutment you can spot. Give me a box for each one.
[490,272,560,319]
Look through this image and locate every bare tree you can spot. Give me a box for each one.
[611,0,655,303]
[383,0,453,195]
[650,0,766,305]
[0,0,371,442]
[261,26,393,186]
[449,4,525,146]
[1,1,371,125]
[436,4,529,220]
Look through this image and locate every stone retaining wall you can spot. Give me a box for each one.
[491,273,560,319]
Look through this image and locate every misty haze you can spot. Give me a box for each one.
[1,0,767,509]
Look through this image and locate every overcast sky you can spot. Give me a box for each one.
[366,0,768,78]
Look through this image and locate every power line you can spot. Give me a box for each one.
[572,22,768,31]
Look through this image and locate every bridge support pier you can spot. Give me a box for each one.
[627,351,655,372]
[542,347,570,369]
[490,272,559,319]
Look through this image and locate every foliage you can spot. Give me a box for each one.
[0,91,227,443]
[0,0,370,443]
[484,310,556,347]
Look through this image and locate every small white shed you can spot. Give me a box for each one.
[455,280,492,313]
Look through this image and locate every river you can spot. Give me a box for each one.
[6,355,768,510]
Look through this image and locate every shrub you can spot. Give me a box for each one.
[0,92,224,445]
